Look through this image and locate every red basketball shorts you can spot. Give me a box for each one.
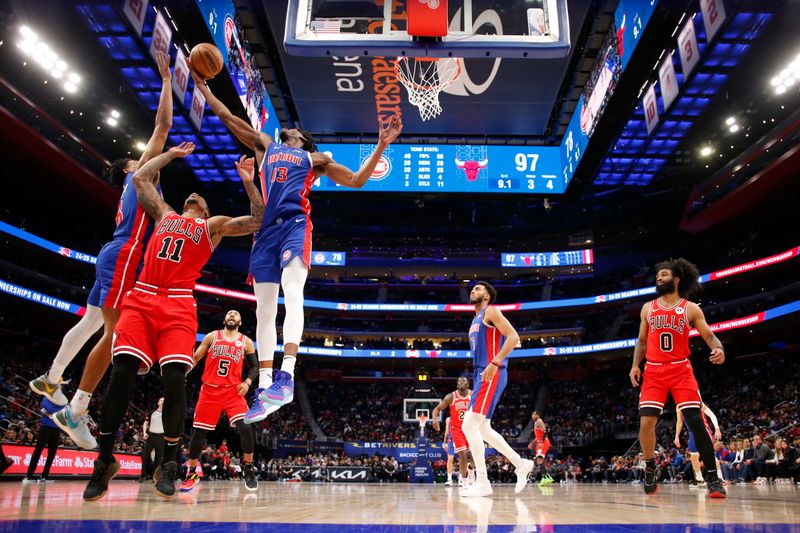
[450,423,469,453]
[112,287,197,374]
[638,358,702,415]
[193,384,248,429]
[535,437,551,458]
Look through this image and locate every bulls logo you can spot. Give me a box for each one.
[454,157,488,181]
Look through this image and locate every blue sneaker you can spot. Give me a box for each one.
[263,370,294,406]
[243,389,281,424]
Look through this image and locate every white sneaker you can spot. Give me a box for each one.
[22,477,37,484]
[460,480,493,498]
[445,479,453,486]
[29,375,69,406]
[514,459,534,494]
[53,406,97,450]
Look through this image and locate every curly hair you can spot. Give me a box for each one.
[654,258,701,299]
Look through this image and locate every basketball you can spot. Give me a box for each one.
[189,43,223,79]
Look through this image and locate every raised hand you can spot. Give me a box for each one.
[168,141,195,158]
[156,51,171,81]
[378,114,403,146]
[187,58,208,85]
[234,155,256,183]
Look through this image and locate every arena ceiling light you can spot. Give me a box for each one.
[700,145,714,157]
[771,53,800,95]
[16,25,82,95]
[135,141,147,151]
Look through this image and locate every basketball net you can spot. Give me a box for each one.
[416,413,429,437]
[395,57,461,121]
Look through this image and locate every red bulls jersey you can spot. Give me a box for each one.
[645,298,691,363]
[202,330,246,387]
[449,389,471,430]
[138,212,214,289]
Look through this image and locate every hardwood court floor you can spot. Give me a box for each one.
[0,480,798,532]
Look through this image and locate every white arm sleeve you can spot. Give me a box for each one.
[703,406,719,430]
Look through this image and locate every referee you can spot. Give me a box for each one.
[140,398,165,482]
[24,397,63,482]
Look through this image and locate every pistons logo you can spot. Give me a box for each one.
[544,347,557,356]
[419,0,441,8]
[58,247,72,257]
[369,156,391,181]
[314,253,325,264]
[282,250,291,261]
[224,16,235,49]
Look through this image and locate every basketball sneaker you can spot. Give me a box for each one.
[179,472,200,492]
[53,406,97,449]
[155,461,178,499]
[460,479,493,498]
[445,478,453,486]
[262,370,294,406]
[514,459,534,494]
[83,457,120,501]
[29,375,69,406]
[243,390,281,424]
[243,462,258,491]
[22,476,38,484]
[643,464,660,495]
[707,478,727,499]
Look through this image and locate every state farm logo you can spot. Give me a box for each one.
[369,156,391,181]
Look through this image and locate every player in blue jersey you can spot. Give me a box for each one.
[29,52,175,450]
[460,281,534,497]
[190,67,402,423]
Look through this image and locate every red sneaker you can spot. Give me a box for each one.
[179,473,200,492]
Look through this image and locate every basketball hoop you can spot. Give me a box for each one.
[416,413,429,437]
[395,56,461,121]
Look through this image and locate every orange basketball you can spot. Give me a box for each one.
[189,43,224,79]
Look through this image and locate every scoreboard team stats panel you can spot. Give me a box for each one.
[314,144,567,194]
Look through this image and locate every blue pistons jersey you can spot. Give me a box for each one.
[468,308,505,370]
[258,142,316,226]
[467,307,508,419]
[249,143,316,284]
[87,172,160,308]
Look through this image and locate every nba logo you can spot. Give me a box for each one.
[235,340,242,347]
[675,307,684,315]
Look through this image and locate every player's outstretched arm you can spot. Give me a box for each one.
[191,332,215,370]
[687,302,725,364]
[629,303,651,387]
[208,156,265,245]
[431,393,454,432]
[132,142,194,222]
[313,114,402,188]
[137,52,174,174]
[188,67,272,161]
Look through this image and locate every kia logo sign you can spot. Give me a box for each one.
[369,156,391,181]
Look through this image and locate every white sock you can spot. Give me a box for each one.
[47,305,103,382]
[695,470,704,482]
[479,419,523,469]
[281,355,296,378]
[69,389,92,415]
[47,362,67,384]
[259,368,273,389]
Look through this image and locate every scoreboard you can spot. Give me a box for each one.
[502,250,594,267]
[313,144,566,194]
[310,251,346,266]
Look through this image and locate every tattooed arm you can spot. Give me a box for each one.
[132,142,195,222]
[207,155,264,246]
